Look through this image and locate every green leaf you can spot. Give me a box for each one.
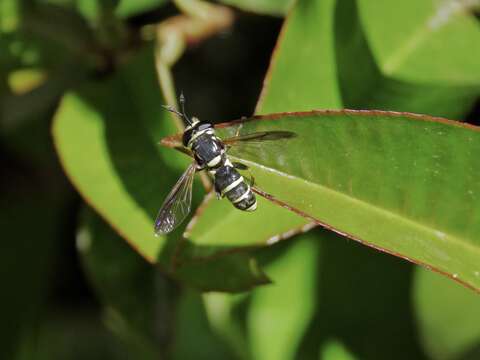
[53,47,268,291]
[181,0,341,259]
[218,0,293,16]
[173,240,271,292]
[53,47,182,262]
[320,340,358,360]
[0,0,19,33]
[298,231,424,359]
[182,192,314,253]
[202,235,320,360]
[0,104,72,359]
[115,0,168,18]
[256,0,342,114]
[357,0,480,84]
[247,234,319,360]
[336,0,480,118]
[414,267,480,360]
[78,209,161,358]
[78,209,239,358]
[171,290,236,360]
[0,184,62,359]
[17,310,128,360]
[164,109,480,291]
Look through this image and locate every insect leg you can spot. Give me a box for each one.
[232,161,249,170]
[233,162,255,187]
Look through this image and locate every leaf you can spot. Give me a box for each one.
[320,340,358,360]
[247,234,319,360]
[53,47,269,291]
[165,109,480,291]
[79,209,240,358]
[78,209,162,358]
[414,267,480,360]
[218,0,293,16]
[357,0,480,83]
[202,234,320,360]
[297,230,425,359]
[180,0,341,259]
[0,0,19,33]
[53,47,183,262]
[18,310,129,360]
[171,290,236,360]
[115,0,168,18]
[173,241,271,292]
[255,0,342,114]
[0,182,63,359]
[336,0,480,118]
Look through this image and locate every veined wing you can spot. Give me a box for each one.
[222,130,296,145]
[154,162,196,235]
[222,130,297,159]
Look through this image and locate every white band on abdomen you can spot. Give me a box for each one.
[221,176,244,196]
[232,186,250,204]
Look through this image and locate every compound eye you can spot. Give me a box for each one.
[197,122,213,131]
[182,128,194,146]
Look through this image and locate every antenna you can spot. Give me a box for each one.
[179,92,192,124]
[162,92,192,125]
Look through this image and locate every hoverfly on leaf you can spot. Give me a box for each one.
[155,95,296,235]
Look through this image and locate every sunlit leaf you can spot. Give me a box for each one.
[320,339,358,360]
[164,109,480,291]
[115,0,168,18]
[53,48,183,262]
[337,0,480,118]
[181,0,341,259]
[218,0,293,16]
[78,209,161,359]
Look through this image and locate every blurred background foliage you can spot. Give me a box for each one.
[1,0,480,359]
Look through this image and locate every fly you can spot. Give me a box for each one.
[154,94,296,235]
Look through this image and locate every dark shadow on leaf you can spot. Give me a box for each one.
[295,229,428,360]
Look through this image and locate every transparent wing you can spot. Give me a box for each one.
[154,162,196,235]
[222,130,296,145]
[222,130,297,158]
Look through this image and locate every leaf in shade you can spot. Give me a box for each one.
[413,267,480,360]
[246,234,318,360]
[79,208,249,358]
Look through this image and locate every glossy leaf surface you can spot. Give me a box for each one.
[165,109,480,291]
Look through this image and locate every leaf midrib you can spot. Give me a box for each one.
[236,157,480,256]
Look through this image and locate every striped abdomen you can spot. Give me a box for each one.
[213,165,257,212]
